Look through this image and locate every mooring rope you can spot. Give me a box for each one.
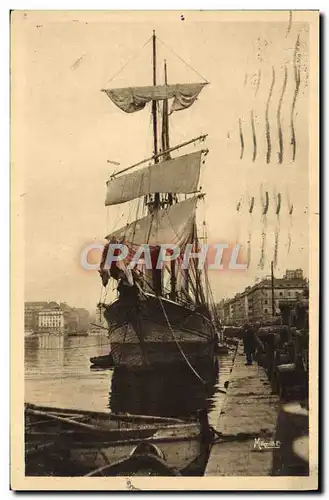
[158,297,206,384]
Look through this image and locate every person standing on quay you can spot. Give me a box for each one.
[243,324,256,366]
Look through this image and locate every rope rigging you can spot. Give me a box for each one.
[106,35,153,85]
[158,296,206,385]
[156,36,209,84]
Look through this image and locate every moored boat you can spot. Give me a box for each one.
[86,442,181,476]
[90,352,114,369]
[25,403,213,476]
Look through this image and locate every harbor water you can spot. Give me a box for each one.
[25,334,235,421]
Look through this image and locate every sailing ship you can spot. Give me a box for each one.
[98,32,217,370]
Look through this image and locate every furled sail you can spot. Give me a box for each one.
[102,83,207,114]
[105,151,202,206]
[105,197,198,247]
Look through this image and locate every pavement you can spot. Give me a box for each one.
[205,343,309,477]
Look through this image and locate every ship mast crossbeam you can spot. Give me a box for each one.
[109,134,208,180]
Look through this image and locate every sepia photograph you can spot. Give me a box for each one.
[10,9,319,490]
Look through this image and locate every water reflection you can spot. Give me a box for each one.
[25,334,111,411]
[25,335,234,421]
[109,361,219,419]
[25,334,65,374]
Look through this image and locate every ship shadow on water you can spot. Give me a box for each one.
[109,359,219,420]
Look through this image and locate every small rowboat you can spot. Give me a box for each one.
[90,353,114,369]
[25,403,213,476]
[86,442,181,476]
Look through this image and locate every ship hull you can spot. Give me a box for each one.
[104,293,216,370]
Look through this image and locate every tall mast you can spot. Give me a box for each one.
[152,31,158,161]
[162,60,176,301]
[194,226,201,305]
[271,260,275,318]
[151,31,162,296]
[152,31,160,210]
[162,60,170,159]
[165,61,170,151]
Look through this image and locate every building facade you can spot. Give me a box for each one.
[24,302,48,332]
[37,309,65,334]
[25,301,90,335]
[217,269,308,326]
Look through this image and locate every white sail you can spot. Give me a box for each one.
[105,197,198,247]
[105,151,202,206]
[102,83,207,114]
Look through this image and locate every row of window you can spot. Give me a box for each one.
[39,319,62,322]
[249,291,299,304]
[39,313,63,317]
[39,324,63,328]
[39,320,63,325]
[223,289,304,313]
[263,291,299,304]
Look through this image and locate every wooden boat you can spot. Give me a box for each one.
[90,353,114,369]
[86,442,181,476]
[68,331,89,337]
[25,403,213,476]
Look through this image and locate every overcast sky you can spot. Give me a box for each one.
[12,11,311,311]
